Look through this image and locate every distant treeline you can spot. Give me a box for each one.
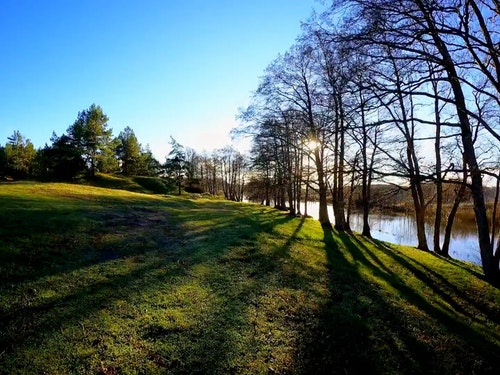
[0,104,247,201]
[0,104,160,181]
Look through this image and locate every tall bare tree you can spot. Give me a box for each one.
[325,0,499,281]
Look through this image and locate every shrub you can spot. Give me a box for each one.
[133,176,173,194]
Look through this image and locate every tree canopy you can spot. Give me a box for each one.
[66,104,112,176]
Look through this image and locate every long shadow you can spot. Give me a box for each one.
[0,194,207,362]
[302,227,500,374]
[373,240,500,325]
[1,197,307,373]
[303,228,429,374]
[351,236,474,319]
[0,194,270,285]
[3,192,499,374]
[0,194,179,283]
[344,232,500,344]
[177,217,309,369]
[438,254,486,279]
[0,254,180,355]
[131,208,327,373]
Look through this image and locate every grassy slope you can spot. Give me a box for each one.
[76,173,173,195]
[0,182,499,374]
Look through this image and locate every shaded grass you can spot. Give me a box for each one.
[0,182,499,374]
[313,229,500,374]
[77,173,174,195]
[132,176,172,194]
[77,173,150,193]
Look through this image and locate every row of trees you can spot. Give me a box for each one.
[238,0,500,283]
[0,105,160,180]
[0,104,248,201]
[166,137,247,201]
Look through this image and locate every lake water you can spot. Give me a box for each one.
[301,201,482,265]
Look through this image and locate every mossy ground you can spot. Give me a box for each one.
[0,182,499,374]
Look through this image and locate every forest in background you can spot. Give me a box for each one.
[0,103,247,201]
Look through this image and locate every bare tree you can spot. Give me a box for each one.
[325,0,499,281]
[246,46,333,226]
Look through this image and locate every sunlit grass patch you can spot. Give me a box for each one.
[0,182,499,374]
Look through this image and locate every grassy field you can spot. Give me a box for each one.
[0,182,499,374]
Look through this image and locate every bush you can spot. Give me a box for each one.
[133,176,173,194]
[185,185,204,194]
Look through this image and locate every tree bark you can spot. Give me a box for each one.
[315,147,332,228]
[442,159,467,257]
[415,0,497,280]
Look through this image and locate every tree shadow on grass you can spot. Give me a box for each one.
[304,228,500,374]
[143,215,328,373]
[0,194,179,282]
[1,198,314,373]
[437,254,486,280]
[371,240,500,326]
[3,193,499,374]
[0,194,248,286]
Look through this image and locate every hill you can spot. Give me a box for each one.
[77,173,173,195]
[0,182,499,374]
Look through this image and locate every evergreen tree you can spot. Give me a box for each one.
[4,131,36,178]
[164,137,187,195]
[67,104,112,176]
[116,126,141,175]
[137,145,161,176]
[37,133,85,180]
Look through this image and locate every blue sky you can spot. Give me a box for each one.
[0,0,323,160]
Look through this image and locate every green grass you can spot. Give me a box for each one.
[0,182,499,374]
[132,176,172,194]
[76,173,174,195]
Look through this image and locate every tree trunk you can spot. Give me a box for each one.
[337,105,349,231]
[296,150,303,216]
[346,154,358,231]
[389,49,428,251]
[490,170,500,252]
[304,157,310,217]
[410,181,429,251]
[415,0,497,281]
[315,147,331,228]
[360,92,371,238]
[331,96,347,231]
[433,78,443,254]
[265,166,270,206]
[442,162,467,257]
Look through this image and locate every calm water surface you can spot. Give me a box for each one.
[301,202,481,265]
